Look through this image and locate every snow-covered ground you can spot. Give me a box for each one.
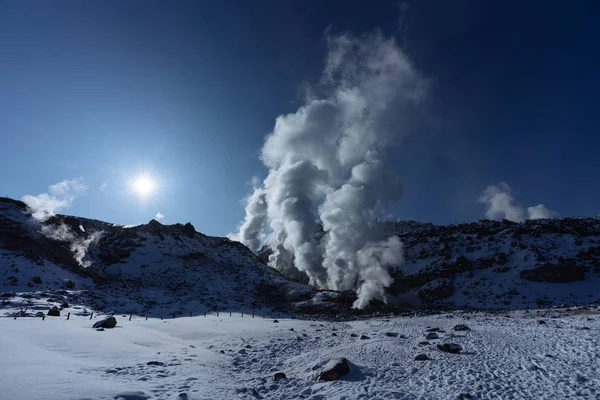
[1,302,598,400]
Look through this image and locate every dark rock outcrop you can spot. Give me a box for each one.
[273,372,287,381]
[520,263,586,283]
[437,343,463,354]
[317,358,350,381]
[92,316,117,329]
[47,306,60,316]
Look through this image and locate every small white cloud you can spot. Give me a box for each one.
[155,212,164,220]
[99,182,108,193]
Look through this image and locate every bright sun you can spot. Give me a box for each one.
[132,175,156,198]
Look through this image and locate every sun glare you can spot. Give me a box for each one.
[132,174,156,198]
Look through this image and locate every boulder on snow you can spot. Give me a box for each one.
[437,343,463,354]
[426,332,439,340]
[273,319,279,323]
[414,354,430,361]
[360,335,370,340]
[273,372,287,381]
[47,306,60,316]
[60,302,69,309]
[317,358,350,381]
[453,324,471,332]
[93,316,117,329]
[385,332,398,337]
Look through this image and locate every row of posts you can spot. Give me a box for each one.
[22,311,272,320]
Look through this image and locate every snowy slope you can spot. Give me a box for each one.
[0,298,598,400]
[2,196,599,312]
[0,197,354,318]
[385,218,600,309]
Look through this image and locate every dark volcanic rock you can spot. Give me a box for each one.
[453,324,471,332]
[317,358,350,381]
[273,372,287,381]
[520,263,586,283]
[47,306,60,316]
[437,343,463,354]
[92,316,117,329]
[414,354,429,361]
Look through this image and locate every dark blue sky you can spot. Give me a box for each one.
[1,0,598,235]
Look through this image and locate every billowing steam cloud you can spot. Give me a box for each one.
[478,182,557,222]
[235,31,426,308]
[22,179,86,221]
[22,178,102,267]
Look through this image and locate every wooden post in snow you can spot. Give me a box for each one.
[230,312,232,317]
[241,312,243,318]
[89,312,93,320]
[67,313,70,320]
[190,312,192,318]
[129,315,132,321]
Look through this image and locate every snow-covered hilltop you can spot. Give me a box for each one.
[1,196,599,316]
[0,197,358,318]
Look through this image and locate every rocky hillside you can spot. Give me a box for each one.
[0,197,360,318]
[2,196,599,316]
[386,218,600,308]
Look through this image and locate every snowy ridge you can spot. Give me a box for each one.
[0,197,359,318]
[1,196,599,315]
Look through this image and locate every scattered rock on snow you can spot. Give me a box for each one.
[453,324,471,332]
[426,333,439,340]
[60,302,69,309]
[437,343,463,354]
[93,316,117,329]
[385,332,398,337]
[414,354,429,361]
[273,372,287,381]
[47,306,60,316]
[317,358,350,381]
[96,328,105,331]
[360,335,370,340]
[426,327,441,332]
[538,320,546,325]
[418,341,430,346]
[146,361,165,366]
[273,319,279,323]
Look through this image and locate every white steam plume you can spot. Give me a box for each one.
[478,182,557,222]
[22,179,86,222]
[22,178,102,267]
[236,31,426,307]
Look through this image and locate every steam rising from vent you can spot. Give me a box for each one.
[478,182,557,222]
[22,178,102,268]
[234,31,426,308]
[22,179,86,221]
